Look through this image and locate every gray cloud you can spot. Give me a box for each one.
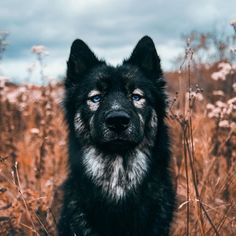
[0,0,235,83]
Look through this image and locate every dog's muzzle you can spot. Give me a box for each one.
[105,110,130,132]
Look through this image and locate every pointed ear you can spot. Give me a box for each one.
[125,36,162,79]
[67,39,100,79]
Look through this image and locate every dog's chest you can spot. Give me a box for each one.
[82,148,148,201]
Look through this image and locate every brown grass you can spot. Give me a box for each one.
[0,83,67,235]
[0,34,236,235]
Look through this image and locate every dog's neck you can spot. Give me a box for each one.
[82,147,149,201]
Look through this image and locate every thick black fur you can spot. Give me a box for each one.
[58,36,176,236]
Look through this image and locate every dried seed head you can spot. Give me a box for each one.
[230,19,236,33]
[31,45,48,55]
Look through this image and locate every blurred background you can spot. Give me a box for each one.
[0,1,236,235]
[0,0,235,83]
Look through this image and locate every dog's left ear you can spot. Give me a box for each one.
[68,39,99,74]
[66,39,102,87]
[125,36,162,79]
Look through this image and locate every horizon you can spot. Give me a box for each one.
[0,0,236,84]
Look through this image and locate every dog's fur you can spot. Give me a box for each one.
[58,36,175,236]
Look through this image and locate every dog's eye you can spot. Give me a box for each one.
[90,94,102,103]
[131,94,142,101]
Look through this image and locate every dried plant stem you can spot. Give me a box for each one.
[34,210,50,235]
[186,118,220,235]
[178,39,221,236]
[14,162,39,235]
[199,157,218,196]
[211,203,233,236]
[49,207,58,226]
[182,123,190,236]
[185,122,205,235]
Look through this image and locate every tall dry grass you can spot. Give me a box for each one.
[0,82,67,235]
[169,37,236,236]
[0,27,236,235]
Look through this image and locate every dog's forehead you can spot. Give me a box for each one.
[90,65,142,89]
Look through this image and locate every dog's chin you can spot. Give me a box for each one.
[98,139,138,153]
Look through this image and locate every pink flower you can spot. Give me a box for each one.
[230,19,236,33]
[31,45,49,55]
[230,19,236,26]
[30,128,40,135]
[219,120,230,128]
[206,103,215,110]
[0,75,10,81]
[0,76,10,88]
[233,83,236,92]
[212,90,224,96]
[211,62,231,81]
[215,101,226,108]
[227,97,236,105]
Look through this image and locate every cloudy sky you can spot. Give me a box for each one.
[0,0,235,84]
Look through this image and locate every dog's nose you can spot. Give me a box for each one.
[105,111,130,131]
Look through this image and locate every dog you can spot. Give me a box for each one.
[58,36,176,236]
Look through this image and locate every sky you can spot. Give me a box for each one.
[0,0,235,84]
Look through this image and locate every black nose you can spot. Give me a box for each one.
[105,111,130,131]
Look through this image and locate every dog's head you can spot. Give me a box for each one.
[64,36,167,154]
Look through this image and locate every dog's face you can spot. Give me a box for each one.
[65,36,167,154]
[74,65,157,153]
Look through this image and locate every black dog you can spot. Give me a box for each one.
[58,36,175,236]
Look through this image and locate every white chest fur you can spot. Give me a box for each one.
[82,148,148,201]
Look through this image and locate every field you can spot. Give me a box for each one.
[0,30,236,235]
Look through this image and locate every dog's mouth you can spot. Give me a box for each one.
[99,138,138,152]
[108,138,131,145]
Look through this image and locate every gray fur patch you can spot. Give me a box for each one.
[150,109,158,130]
[87,100,99,111]
[87,90,101,111]
[111,101,122,110]
[132,88,145,108]
[74,112,85,134]
[82,147,148,201]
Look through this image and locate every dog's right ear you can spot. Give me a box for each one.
[124,36,162,80]
[66,39,100,84]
